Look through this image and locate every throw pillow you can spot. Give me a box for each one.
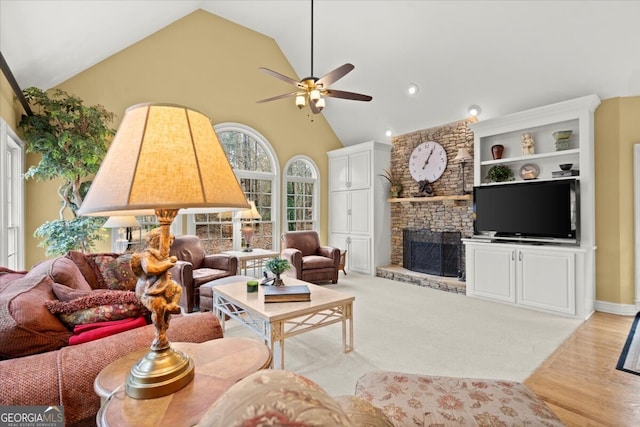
[0,274,71,359]
[196,370,354,426]
[51,282,112,302]
[27,257,92,291]
[87,254,137,291]
[68,316,148,345]
[45,290,149,328]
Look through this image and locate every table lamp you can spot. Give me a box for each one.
[453,144,473,195]
[102,215,140,252]
[79,103,248,399]
[235,200,261,252]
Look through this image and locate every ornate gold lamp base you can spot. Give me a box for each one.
[125,346,195,399]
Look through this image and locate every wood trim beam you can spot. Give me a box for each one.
[0,51,32,116]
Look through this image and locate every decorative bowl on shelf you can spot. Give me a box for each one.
[559,163,573,171]
[552,130,573,141]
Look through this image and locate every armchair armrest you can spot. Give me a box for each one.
[318,246,341,266]
[201,254,238,274]
[281,248,303,279]
[169,260,194,312]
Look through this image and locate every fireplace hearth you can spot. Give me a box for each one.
[403,229,461,277]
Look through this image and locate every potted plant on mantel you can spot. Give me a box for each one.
[379,168,403,198]
[265,257,291,286]
[18,87,115,256]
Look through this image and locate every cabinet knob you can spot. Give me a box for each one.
[346,181,351,189]
[512,251,515,261]
[347,209,352,216]
[346,236,352,244]
[518,251,522,261]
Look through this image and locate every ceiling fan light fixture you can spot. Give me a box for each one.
[296,95,306,108]
[310,89,321,103]
[315,97,325,111]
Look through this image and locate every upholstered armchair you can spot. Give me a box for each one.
[169,235,238,313]
[281,231,340,284]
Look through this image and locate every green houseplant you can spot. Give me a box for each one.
[379,168,402,198]
[19,87,115,256]
[485,164,515,183]
[265,257,291,286]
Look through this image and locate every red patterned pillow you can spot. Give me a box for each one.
[87,254,137,291]
[45,290,149,328]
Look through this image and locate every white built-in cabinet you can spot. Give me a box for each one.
[464,95,600,319]
[328,141,391,275]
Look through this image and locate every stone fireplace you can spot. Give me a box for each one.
[403,229,461,277]
[375,119,475,294]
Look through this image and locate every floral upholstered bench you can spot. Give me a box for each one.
[354,371,564,426]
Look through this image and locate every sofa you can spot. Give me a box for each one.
[0,252,224,426]
[196,370,565,426]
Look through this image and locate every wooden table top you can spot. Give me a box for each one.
[95,337,272,427]
[213,277,355,322]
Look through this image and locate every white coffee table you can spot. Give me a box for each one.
[213,277,354,369]
[222,248,279,276]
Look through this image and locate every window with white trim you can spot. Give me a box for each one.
[1,119,25,269]
[186,123,279,253]
[283,156,319,232]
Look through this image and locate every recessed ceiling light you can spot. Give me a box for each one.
[407,83,419,96]
[468,105,482,117]
[385,129,393,137]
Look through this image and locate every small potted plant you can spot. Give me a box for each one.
[485,164,515,183]
[265,257,291,286]
[379,168,402,198]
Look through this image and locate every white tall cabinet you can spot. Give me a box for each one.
[464,95,600,319]
[328,141,391,275]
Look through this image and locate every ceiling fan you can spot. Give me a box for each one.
[257,0,372,114]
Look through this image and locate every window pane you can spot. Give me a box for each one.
[219,131,272,173]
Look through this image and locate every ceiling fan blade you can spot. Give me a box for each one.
[258,67,304,88]
[324,89,373,102]
[309,100,322,114]
[256,91,299,103]
[316,63,354,87]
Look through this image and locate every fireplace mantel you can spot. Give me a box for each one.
[388,195,472,203]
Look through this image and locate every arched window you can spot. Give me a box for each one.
[283,156,319,232]
[186,123,279,253]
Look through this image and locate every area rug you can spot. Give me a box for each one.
[617,312,640,376]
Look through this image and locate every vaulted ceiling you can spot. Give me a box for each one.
[2,1,639,146]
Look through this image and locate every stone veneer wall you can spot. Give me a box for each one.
[388,119,476,269]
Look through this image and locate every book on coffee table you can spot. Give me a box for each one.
[263,285,311,303]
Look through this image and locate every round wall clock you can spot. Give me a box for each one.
[409,141,448,182]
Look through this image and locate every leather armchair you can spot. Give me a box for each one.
[169,235,238,313]
[281,231,340,284]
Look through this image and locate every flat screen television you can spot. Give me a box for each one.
[473,179,579,244]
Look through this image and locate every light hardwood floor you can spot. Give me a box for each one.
[525,312,640,426]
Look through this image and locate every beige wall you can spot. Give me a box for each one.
[4,9,640,307]
[21,9,342,267]
[595,96,640,306]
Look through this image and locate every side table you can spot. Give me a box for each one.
[222,248,279,276]
[95,337,271,427]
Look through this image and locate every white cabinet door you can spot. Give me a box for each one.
[517,249,576,315]
[349,235,371,274]
[329,191,350,234]
[329,155,349,191]
[467,244,516,303]
[349,189,370,234]
[348,150,371,190]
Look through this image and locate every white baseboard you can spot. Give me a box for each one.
[595,300,638,316]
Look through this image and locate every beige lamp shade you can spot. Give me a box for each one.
[102,216,140,228]
[453,146,473,162]
[78,103,249,217]
[235,201,262,220]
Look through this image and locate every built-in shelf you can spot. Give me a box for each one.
[388,195,472,203]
